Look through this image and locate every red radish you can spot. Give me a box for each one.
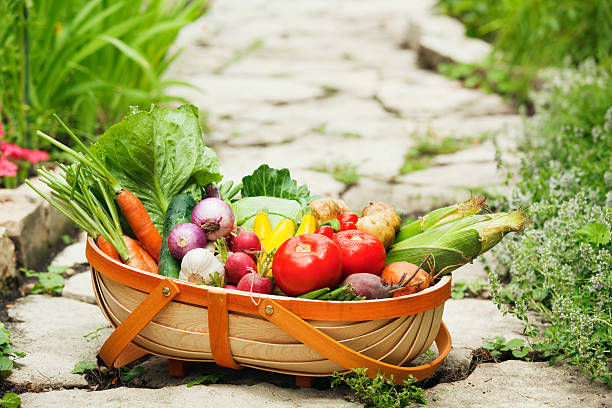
[228,229,261,261]
[237,272,272,294]
[224,252,256,284]
[223,284,238,290]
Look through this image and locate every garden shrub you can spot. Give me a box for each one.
[488,63,612,385]
[436,0,612,106]
[0,0,208,149]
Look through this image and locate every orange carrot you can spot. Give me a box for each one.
[123,236,149,272]
[96,236,121,262]
[138,242,159,274]
[116,190,161,262]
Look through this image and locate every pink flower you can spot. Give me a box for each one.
[1,141,24,161]
[21,148,49,164]
[0,157,18,177]
[0,141,49,164]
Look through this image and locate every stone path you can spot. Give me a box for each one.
[5,0,611,407]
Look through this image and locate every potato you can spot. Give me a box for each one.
[309,198,351,224]
[356,201,401,248]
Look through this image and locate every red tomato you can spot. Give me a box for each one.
[272,234,343,296]
[314,225,334,239]
[337,212,358,224]
[339,221,357,231]
[333,230,386,279]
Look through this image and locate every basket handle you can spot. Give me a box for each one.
[258,298,451,383]
[98,277,180,368]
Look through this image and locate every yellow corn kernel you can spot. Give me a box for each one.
[268,219,295,252]
[253,212,272,251]
[295,212,316,236]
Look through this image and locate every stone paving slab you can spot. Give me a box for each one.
[425,360,612,408]
[6,295,111,388]
[63,272,96,305]
[19,382,359,408]
[442,299,528,350]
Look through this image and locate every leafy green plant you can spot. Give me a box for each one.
[487,63,612,385]
[451,278,487,300]
[72,360,98,374]
[482,336,530,360]
[0,0,208,148]
[118,366,145,383]
[0,393,21,408]
[187,373,224,387]
[21,265,66,295]
[0,322,25,376]
[331,368,426,407]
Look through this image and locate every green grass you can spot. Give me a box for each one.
[0,0,208,148]
[400,130,476,175]
[312,161,360,187]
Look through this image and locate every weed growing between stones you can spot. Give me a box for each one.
[0,322,24,377]
[331,368,426,407]
[399,130,478,175]
[311,161,360,188]
[451,278,488,300]
[20,266,66,295]
[486,63,612,385]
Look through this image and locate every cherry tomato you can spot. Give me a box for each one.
[337,212,359,224]
[272,234,343,297]
[339,221,357,231]
[332,230,386,279]
[315,225,334,239]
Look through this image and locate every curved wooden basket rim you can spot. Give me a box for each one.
[86,236,452,321]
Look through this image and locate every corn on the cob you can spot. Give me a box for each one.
[395,195,486,243]
[386,210,528,274]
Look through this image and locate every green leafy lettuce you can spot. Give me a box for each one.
[91,105,221,232]
[240,164,313,206]
[232,165,315,229]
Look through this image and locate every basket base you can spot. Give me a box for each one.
[165,358,314,387]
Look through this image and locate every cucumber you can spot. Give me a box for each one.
[159,194,197,278]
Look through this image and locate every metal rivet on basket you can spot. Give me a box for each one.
[162,287,171,297]
[264,305,274,315]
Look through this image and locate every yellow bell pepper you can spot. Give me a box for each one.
[268,219,295,252]
[253,212,272,251]
[295,212,316,236]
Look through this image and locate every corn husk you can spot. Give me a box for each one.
[395,196,486,242]
[386,210,528,275]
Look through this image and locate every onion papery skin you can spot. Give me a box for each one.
[192,198,235,240]
[168,222,207,260]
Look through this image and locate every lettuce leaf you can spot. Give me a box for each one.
[240,164,313,206]
[91,105,221,232]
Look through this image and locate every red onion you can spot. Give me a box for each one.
[168,223,207,260]
[191,198,235,241]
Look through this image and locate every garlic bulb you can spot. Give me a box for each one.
[180,248,225,286]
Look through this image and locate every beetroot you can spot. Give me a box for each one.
[342,273,413,299]
[237,272,272,294]
[228,228,261,261]
[224,252,256,284]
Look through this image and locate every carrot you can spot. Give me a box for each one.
[96,236,121,262]
[138,242,159,274]
[116,190,161,262]
[123,236,150,272]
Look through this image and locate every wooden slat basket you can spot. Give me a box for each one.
[86,237,452,384]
